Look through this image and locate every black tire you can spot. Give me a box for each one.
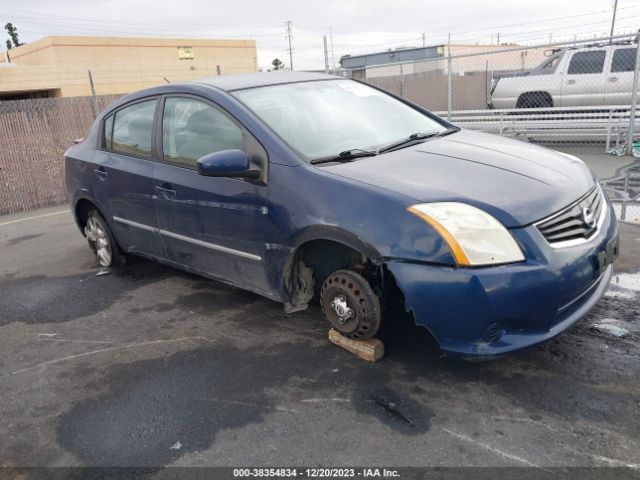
[516,92,553,109]
[320,269,381,339]
[84,210,126,268]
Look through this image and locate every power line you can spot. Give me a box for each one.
[416,3,640,41]
[0,4,284,29]
[327,12,640,56]
[323,4,640,54]
[5,2,637,38]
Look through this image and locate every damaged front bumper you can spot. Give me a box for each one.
[385,204,619,359]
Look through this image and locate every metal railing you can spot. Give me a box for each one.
[431,105,633,150]
[619,164,640,223]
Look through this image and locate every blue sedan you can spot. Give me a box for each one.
[65,72,619,358]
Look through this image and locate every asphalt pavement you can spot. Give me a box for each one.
[0,205,639,471]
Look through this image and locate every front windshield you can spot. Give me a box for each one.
[233,79,448,160]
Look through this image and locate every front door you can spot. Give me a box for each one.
[153,95,271,293]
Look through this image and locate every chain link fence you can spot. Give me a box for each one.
[348,33,640,223]
[350,34,640,149]
[2,37,640,221]
[0,94,121,215]
[603,164,640,224]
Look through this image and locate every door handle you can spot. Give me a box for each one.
[154,184,176,199]
[94,167,108,180]
[567,79,576,85]
[608,76,618,83]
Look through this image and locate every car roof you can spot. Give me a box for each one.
[191,71,342,92]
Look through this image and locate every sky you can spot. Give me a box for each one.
[1,0,639,70]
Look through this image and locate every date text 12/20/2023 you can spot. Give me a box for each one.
[233,468,400,477]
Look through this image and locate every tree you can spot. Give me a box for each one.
[4,23,23,49]
[271,58,284,71]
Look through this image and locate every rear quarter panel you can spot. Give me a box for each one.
[64,141,98,228]
[492,73,564,108]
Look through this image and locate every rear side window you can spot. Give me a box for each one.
[162,97,244,168]
[103,114,114,149]
[611,48,636,73]
[111,100,156,157]
[567,50,606,74]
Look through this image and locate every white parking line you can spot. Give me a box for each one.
[443,428,538,467]
[0,209,69,227]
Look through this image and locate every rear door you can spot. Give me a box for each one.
[604,46,637,105]
[92,98,165,258]
[560,49,607,106]
[152,95,271,292]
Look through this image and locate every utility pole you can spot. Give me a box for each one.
[87,70,99,118]
[323,35,329,73]
[497,32,500,45]
[422,33,425,47]
[610,0,619,42]
[626,31,640,154]
[447,32,452,121]
[330,26,335,72]
[285,20,294,71]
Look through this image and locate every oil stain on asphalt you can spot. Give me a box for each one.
[353,387,432,435]
[0,259,188,326]
[56,340,435,466]
[57,343,281,466]
[4,233,43,246]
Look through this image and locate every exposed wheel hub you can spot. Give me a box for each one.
[329,295,353,324]
[320,269,382,340]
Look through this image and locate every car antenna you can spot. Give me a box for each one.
[163,77,171,84]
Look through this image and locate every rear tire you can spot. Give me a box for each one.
[84,210,125,268]
[516,92,553,109]
[320,269,381,339]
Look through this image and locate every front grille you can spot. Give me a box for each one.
[536,186,604,246]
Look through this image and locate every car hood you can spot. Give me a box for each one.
[325,129,595,227]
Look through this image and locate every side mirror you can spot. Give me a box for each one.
[196,149,260,178]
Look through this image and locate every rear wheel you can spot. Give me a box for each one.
[516,92,553,109]
[320,269,381,339]
[84,210,125,268]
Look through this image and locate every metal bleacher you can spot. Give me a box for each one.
[433,105,636,151]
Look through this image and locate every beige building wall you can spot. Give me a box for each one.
[365,44,548,78]
[445,44,548,74]
[0,36,257,98]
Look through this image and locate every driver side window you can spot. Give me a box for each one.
[162,97,244,169]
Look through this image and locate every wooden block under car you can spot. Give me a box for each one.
[328,328,384,363]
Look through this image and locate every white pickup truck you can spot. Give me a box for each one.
[490,42,639,109]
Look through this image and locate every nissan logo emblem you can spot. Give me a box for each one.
[582,207,596,228]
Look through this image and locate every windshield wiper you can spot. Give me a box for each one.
[377,127,460,154]
[310,148,378,165]
[310,127,461,165]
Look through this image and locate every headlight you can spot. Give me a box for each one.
[407,202,525,266]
